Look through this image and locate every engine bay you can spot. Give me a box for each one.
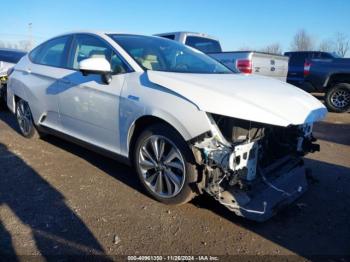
[191,114,320,221]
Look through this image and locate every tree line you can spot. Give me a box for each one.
[1,29,349,57]
[246,29,349,57]
[0,40,32,51]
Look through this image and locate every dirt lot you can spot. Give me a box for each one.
[0,108,349,261]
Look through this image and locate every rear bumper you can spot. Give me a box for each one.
[226,165,308,222]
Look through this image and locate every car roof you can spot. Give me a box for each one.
[55,31,142,37]
[32,31,155,49]
[43,31,161,43]
[155,31,219,41]
[284,51,326,54]
[0,48,26,53]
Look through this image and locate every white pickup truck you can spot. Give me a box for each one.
[156,32,289,81]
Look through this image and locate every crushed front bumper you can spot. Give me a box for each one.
[221,165,308,222]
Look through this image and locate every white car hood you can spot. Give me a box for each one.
[147,71,327,127]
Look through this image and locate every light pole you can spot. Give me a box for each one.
[28,22,33,51]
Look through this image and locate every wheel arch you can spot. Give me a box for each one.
[326,73,350,89]
[127,114,193,163]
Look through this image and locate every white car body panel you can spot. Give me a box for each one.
[147,71,327,127]
[118,72,212,157]
[6,31,329,221]
[58,69,126,154]
[8,56,67,130]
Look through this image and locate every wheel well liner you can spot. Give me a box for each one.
[327,73,350,88]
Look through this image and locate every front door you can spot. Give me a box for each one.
[58,34,130,153]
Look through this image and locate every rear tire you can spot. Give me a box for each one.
[325,83,350,113]
[0,84,7,110]
[15,99,40,139]
[133,123,198,205]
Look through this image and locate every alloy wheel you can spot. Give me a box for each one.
[16,100,32,136]
[331,89,350,109]
[138,135,186,198]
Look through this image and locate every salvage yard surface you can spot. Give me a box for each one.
[0,109,349,260]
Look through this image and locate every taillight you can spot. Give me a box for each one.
[304,61,311,77]
[236,59,252,74]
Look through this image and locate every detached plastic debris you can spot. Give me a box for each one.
[113,235,121,245]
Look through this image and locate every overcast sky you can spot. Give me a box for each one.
[1,0,349,52]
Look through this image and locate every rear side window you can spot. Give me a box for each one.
[68,34,129,74]
[159,35,175,40]
[30,36,71,67]
[0,50,26,63]
[288,53,308,65]
[317,52,332,59]
[185,36,222,53]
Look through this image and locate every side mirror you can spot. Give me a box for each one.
[79,57,112,84]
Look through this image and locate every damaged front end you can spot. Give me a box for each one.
[191,114,320,222]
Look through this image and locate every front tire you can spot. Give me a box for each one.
[15,99,40,138]
[133,123,198,205]
[325,83,350,113]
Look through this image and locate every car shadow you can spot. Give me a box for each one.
[41,134,142,193]
[313,121,350,146]
[0,141,111,260]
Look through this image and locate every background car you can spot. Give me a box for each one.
[157,31,289,81]
[0,48,26,108]
[285,51,350,112]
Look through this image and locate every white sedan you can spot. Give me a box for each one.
[7,32,327,221]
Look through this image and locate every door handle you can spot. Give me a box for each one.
[25,68,31,74]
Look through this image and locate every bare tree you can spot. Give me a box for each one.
[318,39,334,52]
[260,43,282,55]
[238,46,253,51]
[290,29,314,51]
[334,33,349,57]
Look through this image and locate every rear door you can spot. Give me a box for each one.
[58,34,130,153]
[18,35,72,130]
[251,53,289,81]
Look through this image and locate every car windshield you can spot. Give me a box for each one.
[109,34,233,74]
[0,50,26,63]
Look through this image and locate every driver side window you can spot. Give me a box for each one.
[68,34,129,74]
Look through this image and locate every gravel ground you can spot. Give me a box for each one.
[0,109,349,261]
